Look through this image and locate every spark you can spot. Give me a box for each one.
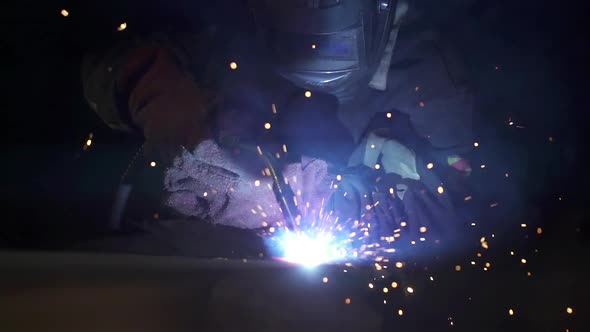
[269,227,275,233]
[117,22,127,31]
[389,187,395,194]
[537,227,543,234]
[437,186,444,194]
[386,112,392,118]
[508,308,514,316]
[375,163,381,170]
[149,161,156,167]
[282,144,288,153]
[398,309,404,316]
[345,298,351,304]
[383,287,389,293]
[464,196,472,201]
[322,277,328,283]
[400,221,407,227]
[419,226,427,233]
[566,307,573,314]
[406,286,414,294]
[455,265,462,271]
[264,122,271,130]
[304,90,312,98]
[271,103,277,114]
[254,180,261,187]
[480,164,486,169]
[427,162,434,169]
[395,262,403,268]
[391,281,398,288]
[311,44,316,49]
[521,258,527,264]
[369,283,374,289]
[229,61,238,70]
[61,9,69,17]
[474,142,479,147]
[203,192,208,197]
[419,101,425,108]
[336,174,342,181]
[86,139,92,146]
[521,223,527,228]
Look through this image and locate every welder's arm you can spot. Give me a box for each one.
[82,39,214,162]
[380,27,475,174]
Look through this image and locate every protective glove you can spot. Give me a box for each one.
[348,131,420,180]
[327,167,403,242]
[328,166,459,246]
[118,47,214,163]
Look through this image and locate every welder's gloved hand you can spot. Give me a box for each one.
[327,168,368,224]
[327,167,407,243]
[118,47,214,163]
[348,131,420,180]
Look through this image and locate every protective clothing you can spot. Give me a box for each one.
[119,47,215,161]
[348,131,420,180]
[165,140,337,229]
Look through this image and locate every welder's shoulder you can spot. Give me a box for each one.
[391,25,470,88]
[81,25,223,132]
[380,26,474,151]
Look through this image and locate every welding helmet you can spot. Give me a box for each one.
[249,0,407,101]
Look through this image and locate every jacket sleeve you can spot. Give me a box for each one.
[80,28,210,133]
[381,27,475,154]
[81,41,138,132]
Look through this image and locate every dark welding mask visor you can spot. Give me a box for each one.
[250,1,398,94]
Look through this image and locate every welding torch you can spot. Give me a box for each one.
[219,136,300,231]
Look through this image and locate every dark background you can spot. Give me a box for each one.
[1,0,588,331]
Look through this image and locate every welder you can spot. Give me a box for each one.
[82,0,473,246]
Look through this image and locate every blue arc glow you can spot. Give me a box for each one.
[276,231,347,267]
